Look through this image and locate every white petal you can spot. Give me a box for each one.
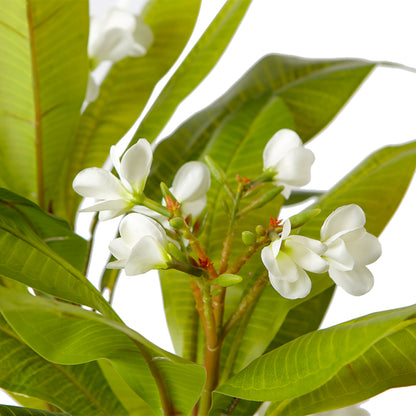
[107,31,147,61]
[289,235,326,255]
[284,237,328,273]
[171,161,211,203]
[109,237,131,260]
[271,238,283,258]
[324,239,355,271]
[274,251,301,283]
[263,129,302,171]
[133,16,154,52]
[85,73,100,103]
[125,236,169,276]
[110,146,122,181]
[275,147,314,187]
[89,27,131,62]
[181,196,207,218]
[106,259,127,269]
[345,231,382,265]
[101,8,136,32]
[281,219,292,239]
[269,267,311,299]
[321,205,366,242]
[119,213,166,247]
[73,168,127,199]
[120,139,152,194]
[80,199,129,213]
[328,265,374,296]
[261,244,282,279]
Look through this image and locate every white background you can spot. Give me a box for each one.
[2,0,416,414]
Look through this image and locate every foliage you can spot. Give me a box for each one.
[0,1,414,416]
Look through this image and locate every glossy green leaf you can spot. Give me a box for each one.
[98,360,156,416]
[133,0,253,143]
[217,305,416,407]
[0,315,127,416]
[145,55,375,199]
[0,188,87,271]
[0,287,205,416]
[0,192,118,321]
[149,55,375,370]
[64,0,202,223]
[0,405,69,416]
[0,1,88,215]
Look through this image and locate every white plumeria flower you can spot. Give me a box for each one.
[321,204,381,296]
[261,220,328,299]
[169,161,211,218]
[107,213,171,276]
[310,403,370,416]
[73,139,152,220]
[88,7,153,63]
[263,129,315,198]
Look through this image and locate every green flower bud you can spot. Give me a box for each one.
[204,155,228,185]
[242,230,256,246]
[169,217,185,230]
[289,208,321,229]
[166,242,187,263]
[212,274,243,287]
[238,186,284,217]
[256,225,266,236]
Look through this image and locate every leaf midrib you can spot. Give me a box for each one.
[27,1,44,210]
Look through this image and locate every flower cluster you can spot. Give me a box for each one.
[73,128,381,302]
[261,204,381,299]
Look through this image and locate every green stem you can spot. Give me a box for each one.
[190,280,220,416]
[83,212,99,276]
[141,196,170,217]
[220,272,269,384]
[222,271,269,340]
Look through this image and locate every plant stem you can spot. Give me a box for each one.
[213,183,244,329]
[222,271,269,340]
[83,212,99,276]
[190,280,221,416]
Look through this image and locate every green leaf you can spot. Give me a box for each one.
[0,190,118,321]
[98,360,156,416]
[133,0,254,143]
[0,188,87,271]
[145,55,375,199]
[302,139,416,240]
[0,405,70,415]
[0,1,88,216]
[217,305,416,411]
[0,287,206,416]
[63,0,202,223]
[0,315,127,416]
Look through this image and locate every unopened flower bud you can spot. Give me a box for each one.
[166,242,187,263]
[204,155,228,185]
[238,186,284,217]
[289,208,321,229]
[212,274,243,287]
[169,217,185,230]
[256,225,266,236]
[242,231,256,246]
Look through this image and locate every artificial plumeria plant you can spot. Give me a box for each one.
[2,1,415,415]
[73,128,381,414]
